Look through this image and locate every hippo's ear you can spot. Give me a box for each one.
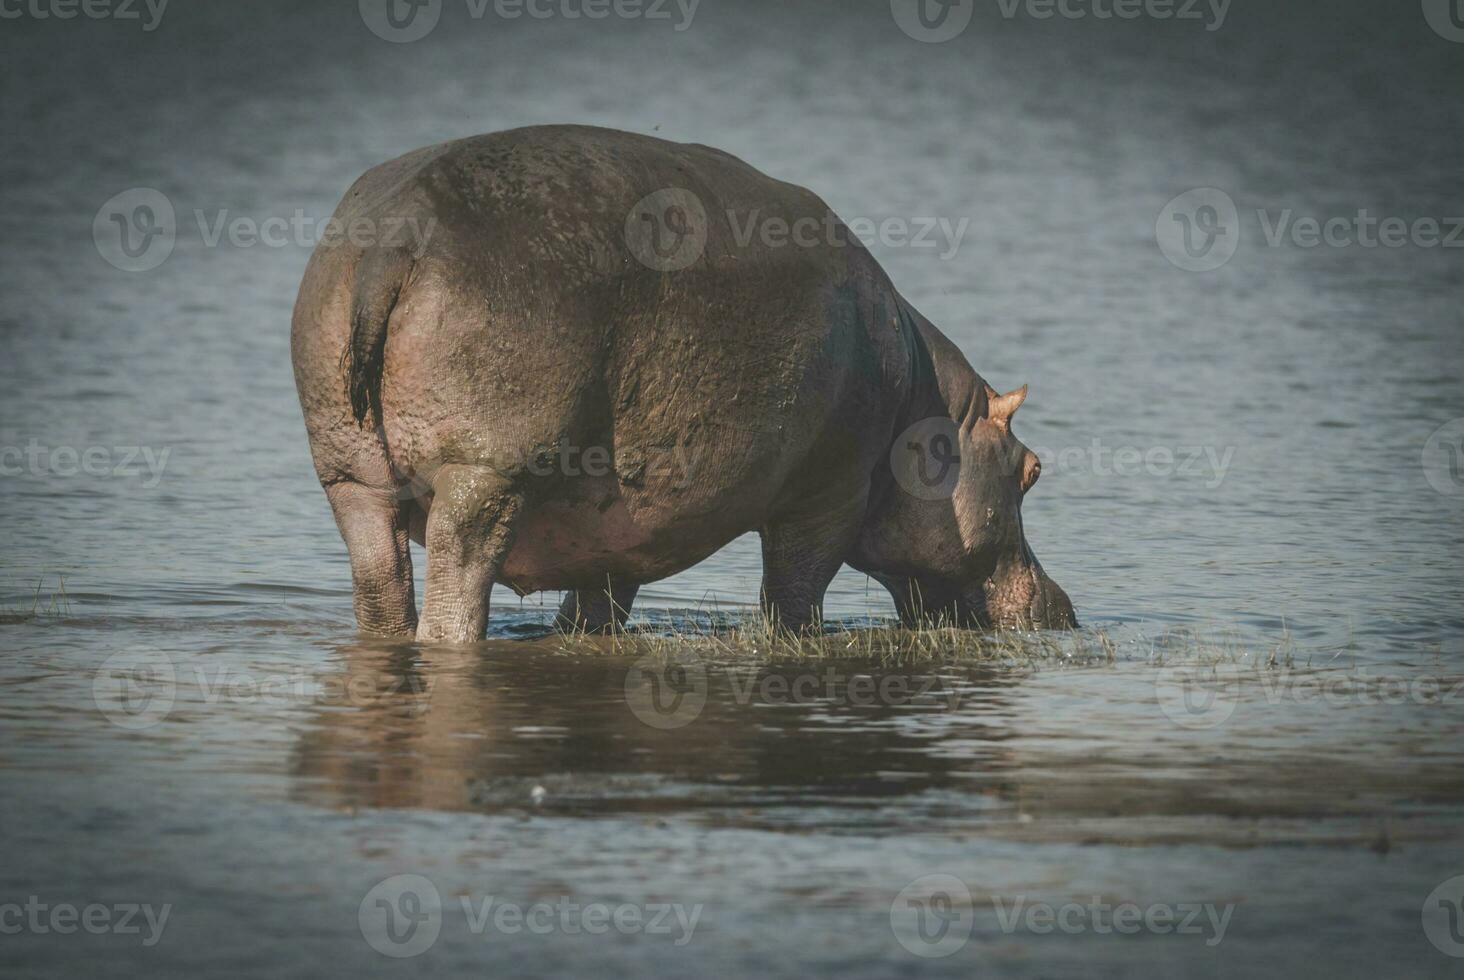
[985,384,1028,427]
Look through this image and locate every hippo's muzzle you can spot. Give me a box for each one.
[966,558,1077,631]
[1028,572,1077,630]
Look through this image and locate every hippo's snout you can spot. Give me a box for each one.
[973,561,1077,631]
[1030,573,1077,630]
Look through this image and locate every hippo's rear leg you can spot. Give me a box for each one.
[325,482,418,637]
[758,495,865,633]
[416,464,524,643]
[555,580,640,633]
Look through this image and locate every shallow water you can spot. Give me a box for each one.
[1,1,1462,977]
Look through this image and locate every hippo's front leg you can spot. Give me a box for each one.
[555,580,640,633]
[416,465,524,643]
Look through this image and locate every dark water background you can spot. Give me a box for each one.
[1,1,1462,976]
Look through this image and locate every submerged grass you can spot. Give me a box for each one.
[0,575,72,624]
[552,611,1121,667]
[547,602,1344,671]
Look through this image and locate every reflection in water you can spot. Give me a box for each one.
[290,639,1025,820]
[285,636,1464,845]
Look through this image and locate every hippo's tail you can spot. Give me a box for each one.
[342,246,414,427]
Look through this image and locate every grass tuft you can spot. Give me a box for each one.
[0,575,73,624]
[552,610,1121,666]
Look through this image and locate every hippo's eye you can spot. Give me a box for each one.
[1020,452,1041,493]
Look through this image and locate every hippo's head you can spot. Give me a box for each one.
[860,383,1077,631]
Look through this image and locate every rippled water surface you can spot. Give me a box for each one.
[1,2,1462,977]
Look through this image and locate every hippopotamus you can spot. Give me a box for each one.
[291,125,1076,642]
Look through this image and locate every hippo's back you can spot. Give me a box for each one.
[343,124,852,289]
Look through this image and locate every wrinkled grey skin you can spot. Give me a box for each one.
[291,125,1076,642]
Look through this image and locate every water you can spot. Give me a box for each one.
[1,1,1462,976]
